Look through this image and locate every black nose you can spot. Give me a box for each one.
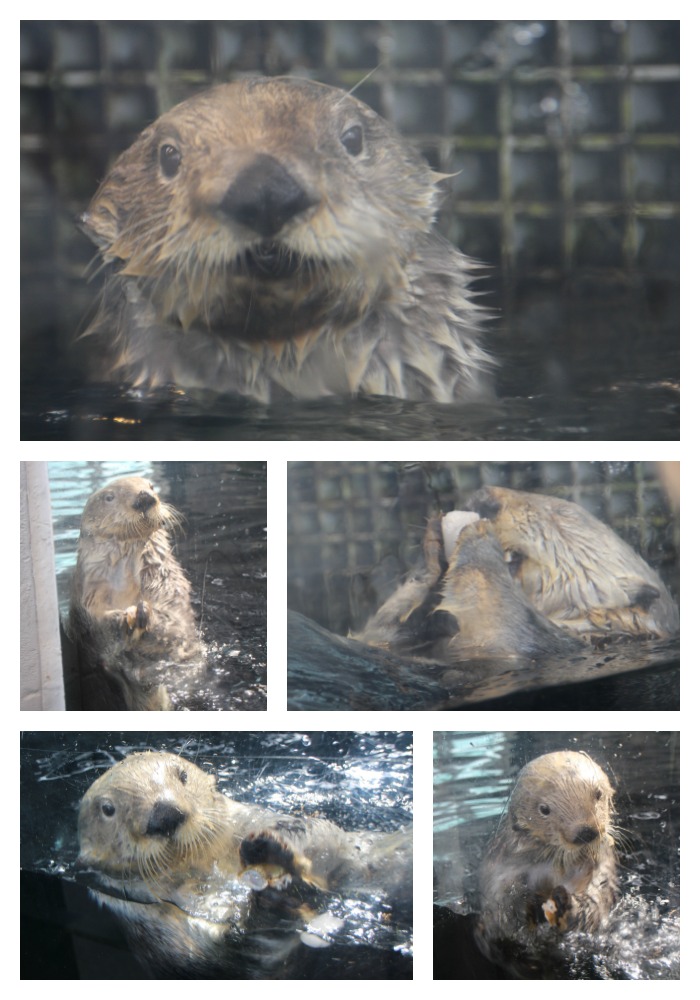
[146,800,186,838]
[220,154,316,238]
[573,825,599,845]
[132,490,157,513]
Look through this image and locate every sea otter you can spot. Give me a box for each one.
[354,486,678,660]
[77,751,412,977]
[476,751,619,973]
[68,476,203,710]
[78,76,493,403]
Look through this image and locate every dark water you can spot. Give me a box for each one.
[433,731,679,980]
[287,612,679,712]
[48,461,267,711]
[21,376,678,441]
[20,731,413,980]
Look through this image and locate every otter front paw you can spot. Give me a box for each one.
[239,831,298,890]
[542,885,572,930]
[124,600,150,636]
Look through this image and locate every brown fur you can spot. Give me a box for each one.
[477,751,619,962]
[79,77,493,402]
[78,752,412,972]
[354,486,678,660]
[467,486,679,640]
[79,751,411,895]
[68,477,202,710]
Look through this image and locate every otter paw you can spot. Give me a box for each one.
[240,831,298,890]
[124,601,150,634]
[542,885,572,929]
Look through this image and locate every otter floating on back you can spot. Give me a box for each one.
[77,751,413,977]
[78,77,493,403]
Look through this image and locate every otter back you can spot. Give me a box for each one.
[79,77,493,403]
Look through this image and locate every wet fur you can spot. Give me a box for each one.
[79,77,493,403]
[468,487,679,640]
[68,477,203,710]
[354,486,678,661]
[477,751,619,968]
[79,751,411,896]
[78,751,412,975]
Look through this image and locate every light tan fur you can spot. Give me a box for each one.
[77,751,412,972]
[79,77,493,402]
[478,751,619,962]
[79,751,411,895]
[467,486,679,639]
[68,477,202,710]
[355,486,678,661]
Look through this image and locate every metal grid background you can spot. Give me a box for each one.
[287,461,680,635]
[21,20,679,370]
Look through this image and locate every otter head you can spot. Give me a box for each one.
[79,476,179,542]
[78,752,232,883]
[465,486,625,613]
[464,486,567,602]
[508,751,614,853]
[79,77,445,340]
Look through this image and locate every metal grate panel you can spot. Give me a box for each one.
[21,19,679,363]
[287,461,680,635]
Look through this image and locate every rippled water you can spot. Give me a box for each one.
[20,732,413,980]
[433,731,679,980]
[48,461,267,711]
[288,613,679,712]
[22,377,678,441]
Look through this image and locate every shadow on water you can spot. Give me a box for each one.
[49,461,267,711]
[432,731,679,980]
[20,732,413,980]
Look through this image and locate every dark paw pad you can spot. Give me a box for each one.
[240,831,296,872]
[550,884,571,914]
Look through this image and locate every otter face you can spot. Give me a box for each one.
[80,77,442,339]
[78,752,231,883]
[509,751,614,853]
[80,476,178,542]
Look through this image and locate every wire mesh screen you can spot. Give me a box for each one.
[287,461,680,636]
[21,20,679,383]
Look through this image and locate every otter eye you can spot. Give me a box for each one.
[159,142,182,178]
[505,550,524,576]
[538,803,551,816]
[595,788,603,801]
[101,799,116,818]
[103,492,115,503]
[178,768,188,785]
[340,125,363,156]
